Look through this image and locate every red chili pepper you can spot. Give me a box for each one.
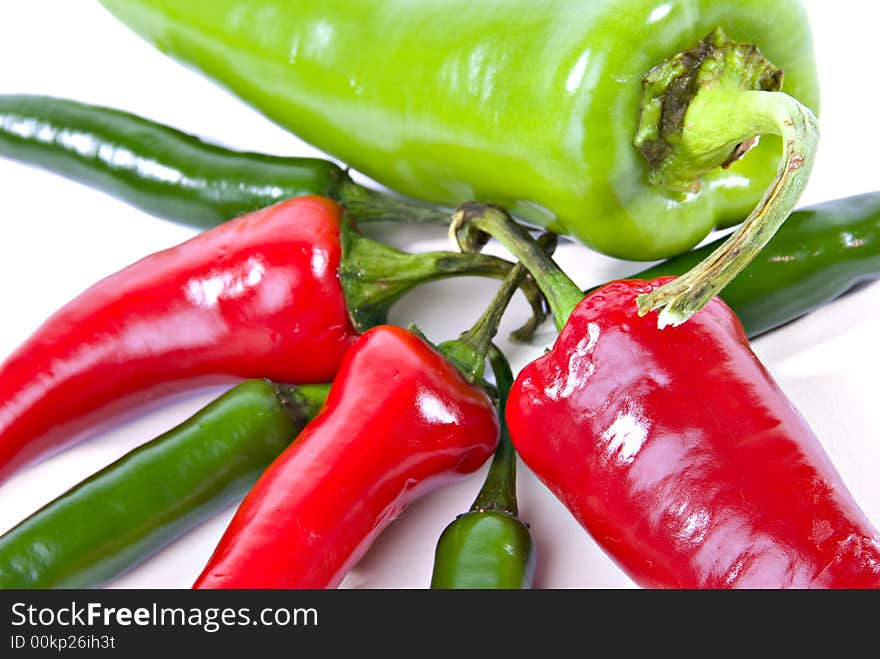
[452,204,880,589]
[192,238,552,589]
[193,325,499,588]
[0,196,534,480]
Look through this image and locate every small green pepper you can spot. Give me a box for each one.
[98,0,821,324]
[0,95,448,230]
[431,347,535,589]
[0,379,328,589]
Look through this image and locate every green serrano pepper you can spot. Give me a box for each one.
[0,379,329,589]
[431,347,535,589]
[625,192,880,338]
[0,94,448,229]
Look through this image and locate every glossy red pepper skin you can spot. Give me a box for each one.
[194,325,499,589]
[507,278,880,588]
[0,195,356,480]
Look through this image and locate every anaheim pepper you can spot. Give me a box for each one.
[98,0,820,324]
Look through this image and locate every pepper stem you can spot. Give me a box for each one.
[450,203,583,330]
[437,234,554,383]
[633,28,819,327]
[470,345,518,516]
[338,216,547,337]
[457,232,556,357]
[337,179,451,225]
[636,91,817,326]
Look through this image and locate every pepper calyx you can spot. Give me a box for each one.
[337,215,547,334]
[636,89,818,327]
[634,27,784,190]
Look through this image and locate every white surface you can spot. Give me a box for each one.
[0,0,878,589]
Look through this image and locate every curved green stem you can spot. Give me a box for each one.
[450,203,583,330]
[470,345,518,516]
[437,244,540,384]
[633,28,819,327]
[456,232,556,357]
[636,90,818,327]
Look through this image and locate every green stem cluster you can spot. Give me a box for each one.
[338,217,547,335]
[437,238,550,384]
[450,203,582,330]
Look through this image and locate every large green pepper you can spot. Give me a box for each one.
[98,0,820,325]
[0,379,328,589]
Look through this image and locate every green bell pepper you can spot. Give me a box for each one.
[98,0,820,324]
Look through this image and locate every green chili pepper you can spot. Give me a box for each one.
[0,379,329,589]
[98,0,820,325]
[624,192,880,338]
[0,94,448,230]
[430,346,535,589]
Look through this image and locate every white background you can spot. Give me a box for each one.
[0,1,878,589]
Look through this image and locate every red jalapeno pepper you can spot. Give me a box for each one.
[194,325,499,589]
[193,239,551,589]
[452,204,880,589]
[0,196,540,481]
